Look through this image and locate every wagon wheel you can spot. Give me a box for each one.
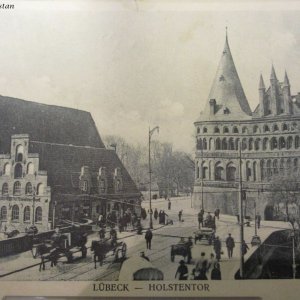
[31,244,40,259]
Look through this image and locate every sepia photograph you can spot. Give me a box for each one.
[0,1,300,299]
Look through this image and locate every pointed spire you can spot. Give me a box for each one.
[259,74,265,90]
[270,64,277,80]
[205,32,252,117]
[284,70,290,86]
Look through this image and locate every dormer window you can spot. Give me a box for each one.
[82,180,88,192]
[219,75,225,81]
[114,167,123,193]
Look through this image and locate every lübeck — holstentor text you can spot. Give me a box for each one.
[0,4,14,9]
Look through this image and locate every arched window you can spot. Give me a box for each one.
[215,162,224,181]
[270,137,278,150]
[295,136,300,149]
[223,127,229,133]
[228,138,234,150]
[273,160,278,174]
[197,127,200,134]
[202,164,208,179]
[266,160,272,177]
[196,138,202,150]
[233,127,239,134]
[263,138,269,150]
[14,163,23,179]
[23,206,31,222]
[3,163,10,176]
[35,207,42,223]
[226,163,236,181]
[280,159,284,173]
[242,138,247,150]
[214,127,220,133]
[291,122,297,131]
[279,137,286,149]
[203,138,207,150]
[222,138,227,150]
[246,161,252,181]
[249,138,254,151]
[242,127,248,134]
[13,181,21,195]
[253,125,259,133]
[287,136,293,149]
[27,163,34,175]
[2,183,8,195]
[196,163,200,179]
[203,127,207,133]
[25,182,33,195]
[209,138,214,150]
[294,158,298,171]
[0,206,7,220]
[287,158,292,170]
[263,125,270,132]
[255,139,260,151]
[15,145,24,162]
[260,160,265,180]
[37,183,44,195]
[235,138,240,150]
[12,205,19,221]
[253,162,257,181]
[216,138,221,150]
[273,124,279,132]
[282,123,288,131]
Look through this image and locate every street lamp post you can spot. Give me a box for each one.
[32,188,36,226]
[238,142,244,279]
[149,126,159,229]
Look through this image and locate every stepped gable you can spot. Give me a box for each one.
[200,34,252,121]
[29,141,140,197]
[0,95,104,153]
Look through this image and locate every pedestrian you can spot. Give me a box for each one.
[211,262,222,280]
[140,251,150,261]
[178,210,183,222]
[185,237,193,264]
[207,253,217,272]
[214,208,220,220]
[110,227,117,247]
[242,240,249,256]
[98,213,103,226]
[168,198,171,210]
[213,236,222,261]
[175,260,189,280]
[225,233,235,258]
[154,208,158,221]
[198,211,204,229]
[99,226,106,239]
[256,214,261,229]
[158,210,163,224]
[195,252,207,278]
[195,260,208,280]
[162,210,168,225]
[145,228,153,250]
[39,255,46,271]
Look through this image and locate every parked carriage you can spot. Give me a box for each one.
[170,240,192,263]
[194,227,214,245]
[31,227,88,263]
[91,238,127,269]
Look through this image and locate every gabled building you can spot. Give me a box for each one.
[0,96,141,232]
[193,33,300,220]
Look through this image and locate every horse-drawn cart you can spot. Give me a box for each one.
[170,240,192,263]
[31,227,88,264]
[91,238,127,269]
[194,227,214,245]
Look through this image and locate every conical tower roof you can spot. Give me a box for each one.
[200,34,252,120]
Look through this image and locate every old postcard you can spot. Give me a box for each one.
[0,0,300,299]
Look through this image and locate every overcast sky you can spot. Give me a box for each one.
[1,1,300,153]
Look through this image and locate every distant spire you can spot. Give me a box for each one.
[259,74,265,90]
[226,26,228,42]
[284,70,290,86]
[270,64,277,80]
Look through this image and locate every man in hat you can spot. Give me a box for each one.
[185,237,193,264]
[175,260,188,280]
[213,236,222,261]
[145,228,153,250]
[225,233,235,259]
